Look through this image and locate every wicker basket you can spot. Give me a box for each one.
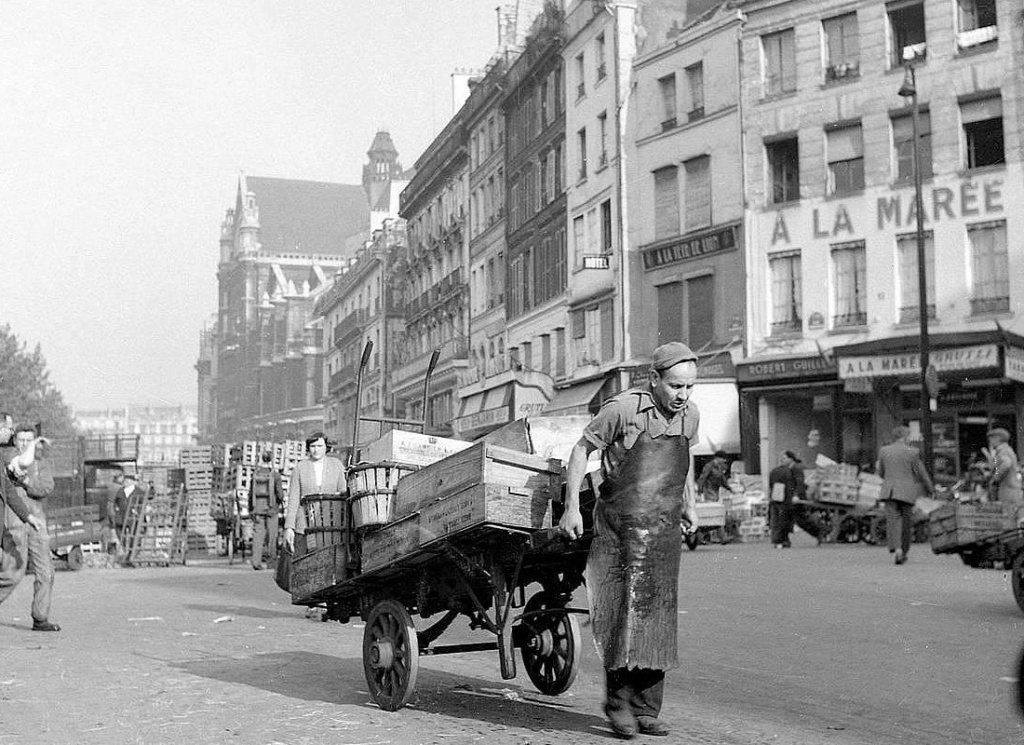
[347,461,418,529]
[300,492,347,550]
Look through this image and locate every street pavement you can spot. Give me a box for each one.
[1,532,1023,745]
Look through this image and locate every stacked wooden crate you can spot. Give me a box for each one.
[929,502,1015,553]
[178,448,216,554]
[359,442,562,572]
[816,464,861,505]
[857,472,883,506]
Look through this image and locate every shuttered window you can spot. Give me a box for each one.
[600,299,615,362]
[892,111,932,181]
[687,275,714,349]
[896,231,935,322]
[763,29,796,95]
[657,282,684,344]
[684,155,711,231]
[653,166,680,240]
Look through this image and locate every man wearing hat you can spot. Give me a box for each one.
[985,427,1023,507]
[559,341,699,739]
[767,451,804,548]
[109,471,140,553]
[876,425,934,565]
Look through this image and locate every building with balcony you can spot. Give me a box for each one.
[498,3,569,422]
[75,405,198,466]
[318,218,409,451]
[736,0,1024,481]
[394,115,471,436]
[624,1,746,456]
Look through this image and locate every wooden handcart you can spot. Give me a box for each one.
[48,504,104,570]
[289,341,592,711]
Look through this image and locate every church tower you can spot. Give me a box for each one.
[362,130,403,213]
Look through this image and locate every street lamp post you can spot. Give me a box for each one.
[898,59,934,474]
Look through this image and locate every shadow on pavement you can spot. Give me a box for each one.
[183,603,298,620]
[172,651,611,738]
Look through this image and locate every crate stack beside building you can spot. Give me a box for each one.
[177,446,217,554]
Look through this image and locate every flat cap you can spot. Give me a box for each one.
[651,341,698,371]
[987,427,1011,443]
[784,450,802,464]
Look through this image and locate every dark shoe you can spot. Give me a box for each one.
[32,621,60,632]
[252,564,265,571]
[636,716,670,737]
[894,549,907,565]
[782,541,792,548]
[605,706,637,739]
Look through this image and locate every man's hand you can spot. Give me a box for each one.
[26,514,44,532]
[558,507,584,541]
[284,526,295,551]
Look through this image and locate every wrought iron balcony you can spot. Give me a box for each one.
[832,311,867,328]
[970,296,1009,316]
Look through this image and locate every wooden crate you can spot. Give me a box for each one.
[360,514,421,572]
[419,483,554,544]
[359,429,472,468]
[291,542,352,604]
[393,442,561,520]
[929,502,1015,553]
[694,501,726,527]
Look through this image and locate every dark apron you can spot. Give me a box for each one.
[586,427,689,671]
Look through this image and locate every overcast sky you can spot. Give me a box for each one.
[0,1,498,412]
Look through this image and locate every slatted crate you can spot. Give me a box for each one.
[179,446,212,468]
[929,502,1015,553]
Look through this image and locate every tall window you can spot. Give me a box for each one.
[823,12,860,81]
[961,95,1004,169]
[827,124,864,194]
[540,334,551,375]
[577,127,588,181]
[831,241,867,328]
[653,166,680,240]
[596,33,607,80]
[887,0,926,68]
[600,199,613,254]
[555,327,566,378]
[539,151,549,205]
[573,215,585,268]
[687,275,714,349]
[957,0,998,49]
[598,111,608,166]
[657,283,683,345]
[762,28,796,96]
[896,232,936,323]
[554,142,564,193]
[969,220,1009,314]
[540,78,549,127]
[684,155,711,231]
[685,62,704,121]
[769,252,803,334]
[767,137,800,204]
[575,53,585,98]
[658,74,677,129]
[892,110,932,182]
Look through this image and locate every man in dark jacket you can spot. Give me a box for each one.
[877,425,934,565]
[768,451,803,548]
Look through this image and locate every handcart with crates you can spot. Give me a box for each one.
[800,461,886,544]
[288,340,592,711]
[48,504,105,570]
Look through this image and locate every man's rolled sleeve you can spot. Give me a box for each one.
[583,398,626,450]
[684,401,701,441]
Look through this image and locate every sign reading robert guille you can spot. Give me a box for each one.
[837,344,999,379]
[1005,346,1024,383]
[736,355,836,383]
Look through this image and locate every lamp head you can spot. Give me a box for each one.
[898,66,916,99]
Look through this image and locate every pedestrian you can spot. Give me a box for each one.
[984,428,1023,511]
[250,450,283,570]
[768,451,803,548]
[696,450,733,502]
[876,425,934,566]
[110,472,140,551]
[0,424,59,631]
[284,431,345,555]
[558,341,700,739]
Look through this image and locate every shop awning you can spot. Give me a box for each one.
[689,381,741,456]
[453,384,512,437]
[457,390,486,418]
[543,378,605,416]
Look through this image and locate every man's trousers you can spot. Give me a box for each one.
[0,519,55,623]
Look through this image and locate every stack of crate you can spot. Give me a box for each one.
[816,464,861,505]
[179,447,217,555]
[857,472,883,506]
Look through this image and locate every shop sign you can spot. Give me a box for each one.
[838,343,999,379]
[736,355,836,383]
[1005,346,1024,383]
[844,377,873,393]
[641,223,738,270]
[453,405,509,435]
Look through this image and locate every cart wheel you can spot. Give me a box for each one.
[519,591,581,696]
[1012,554,1024,616]
[66,546,84,571]
[684,531,700,551]
[363,599,419,711]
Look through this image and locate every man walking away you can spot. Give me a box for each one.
[250,450,282,570]
[877,425,934,565]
